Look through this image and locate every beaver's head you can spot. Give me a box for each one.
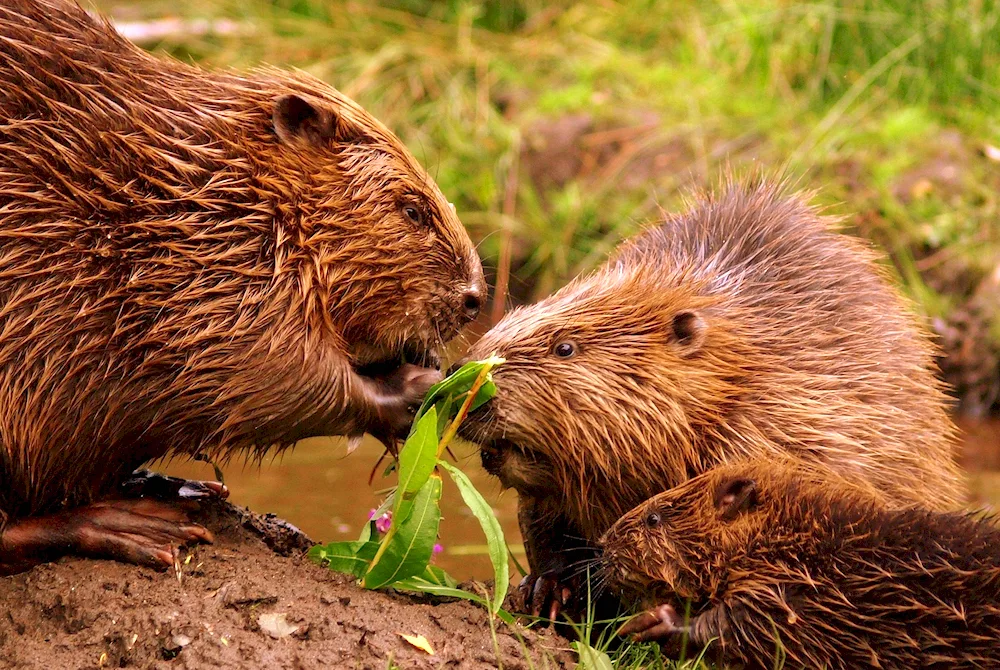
[598,462,776,613]
[457,254,749,537]
[263,86,485,370]
[600,458,886,610]
[598,460,787,611]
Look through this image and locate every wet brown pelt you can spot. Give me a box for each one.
[602,458,1000,669]
[460,177,963,609]
[0,0,483,560]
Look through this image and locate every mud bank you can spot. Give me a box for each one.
[0,501,573,669]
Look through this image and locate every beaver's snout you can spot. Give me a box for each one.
[460,285,484,323]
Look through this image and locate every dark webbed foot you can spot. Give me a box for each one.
[120,469,229,501]
[0,498,213,576]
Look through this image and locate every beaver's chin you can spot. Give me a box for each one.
[352,338,442,376]
[606,574,657,605]
[479,439,557,495]
[611,578,706,616]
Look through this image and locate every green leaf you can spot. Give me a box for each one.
[435,395,454,436]
[438,461,509,613]
[363,474,443,589]
[357,520,374,544]
[307,540,379,579]
[414,357,504,422]
[393,576,488,605]
[393,407,439,523]
[468,378,497,413]
[419,564,458,588]
[392,576,516,624]
[571,641,614,670]
[414,362,480,420]
[359,494,394,542]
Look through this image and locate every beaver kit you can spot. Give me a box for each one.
[458,178,963,617]
[602,458,1000,670]
[0,0,484,574]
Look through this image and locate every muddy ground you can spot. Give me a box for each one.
[0,501,574,670]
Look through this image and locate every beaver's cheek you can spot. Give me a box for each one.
[498,450,558,495]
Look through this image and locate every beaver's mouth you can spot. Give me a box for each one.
[605,569,654,601]
[479,439,517,476]
[477,439,560,496]
[608,574,706,617]
[355,339,442,376]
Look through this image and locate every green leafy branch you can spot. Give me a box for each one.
[309,357,511,621]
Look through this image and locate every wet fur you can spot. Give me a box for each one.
[0,1,481,528]
[602,459,1000,669]
[461,177,963,587]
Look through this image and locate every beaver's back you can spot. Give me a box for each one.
[0,2,293,517]
[614,180,961,509]
[739,463,1000,668]
[0,0,481,526]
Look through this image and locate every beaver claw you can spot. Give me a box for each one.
[617,603,702,658]
[120,469,229,501]
[68,498,214,568]
[517,571,573,621]
[617,604,687,641]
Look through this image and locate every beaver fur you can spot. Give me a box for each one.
[458,178,963,617]
[603,458,1000,669]
[0,0,484,574]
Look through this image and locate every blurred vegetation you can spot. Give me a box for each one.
[98,0,1000,414]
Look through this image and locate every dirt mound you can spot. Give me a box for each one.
[0,500,573,669]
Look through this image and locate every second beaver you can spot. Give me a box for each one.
[603,458,1000,669]
[0,0,484,574]
[458,178,964,617]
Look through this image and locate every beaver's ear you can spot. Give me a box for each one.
[668,310,707,356]
[273,94,358,147]
[714,477,757,520]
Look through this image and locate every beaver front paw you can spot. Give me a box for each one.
[362,363,442,446]
[617,604,702,658]
[515,570,575,621]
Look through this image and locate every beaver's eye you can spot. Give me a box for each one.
[645,512,661,529]
[402,205,424,226]
[553,340,577,358]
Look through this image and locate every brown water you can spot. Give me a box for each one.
[165,417,1000,582]
[165,436,524,582]
[956,417,1000,509]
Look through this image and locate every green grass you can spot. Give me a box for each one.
[96,0,1000,303]
[97,3,1000,396]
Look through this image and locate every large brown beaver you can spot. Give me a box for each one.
[458,178,964,618]
[0,0,485,575]
[603,458,1000,669]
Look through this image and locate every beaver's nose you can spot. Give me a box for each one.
[461,286,483,323]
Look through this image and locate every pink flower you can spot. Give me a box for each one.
[374,512,392,534]
[432,543,443,555]
[368,508,392,533]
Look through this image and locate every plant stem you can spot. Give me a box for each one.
[437,361,496,458]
